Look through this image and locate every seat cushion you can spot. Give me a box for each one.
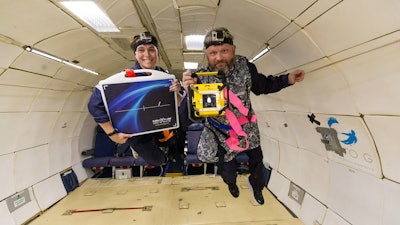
[82,156,112,168]
[109,157,135,167]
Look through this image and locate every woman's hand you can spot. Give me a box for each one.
[109,132,132,144]
[98,121,131,144]
[170,78,183,105]
[169,79,181,93]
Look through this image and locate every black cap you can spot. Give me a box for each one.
[131,32,158,52]
[204,27,234,49]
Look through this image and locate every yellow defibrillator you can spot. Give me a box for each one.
[188,71,227,120]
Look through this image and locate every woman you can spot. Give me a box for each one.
[88,31,181,166]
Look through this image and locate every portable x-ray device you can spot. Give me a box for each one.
[99,69,179,136]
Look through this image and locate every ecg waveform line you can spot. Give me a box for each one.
[115,102,171,113]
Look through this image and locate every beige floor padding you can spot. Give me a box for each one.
[29,175,305,225]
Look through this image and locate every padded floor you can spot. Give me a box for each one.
[29,175,304,225]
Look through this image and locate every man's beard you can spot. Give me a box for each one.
[210,58,234,75]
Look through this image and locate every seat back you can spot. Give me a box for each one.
[186,123,204,154]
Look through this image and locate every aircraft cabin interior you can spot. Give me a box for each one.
[0,0,399,225]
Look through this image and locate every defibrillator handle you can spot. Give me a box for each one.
[191,71,219,77]
[191,71,223,78]
[191,70,227,90]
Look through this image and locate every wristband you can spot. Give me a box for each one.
[107,130,118,136]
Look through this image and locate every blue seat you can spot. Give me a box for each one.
[109,155,163,177]
[109,157,135,167]
[82,126,166,178]
[82,156,113,168]
[109,156,135,178]
[109,143,149,177]
[109,143,135,168]
[184,123,208,175]
[82,126,116,172]
[109,145,163,177]
[138,158,164,177]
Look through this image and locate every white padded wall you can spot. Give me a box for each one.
[10,188,40,225]
[322,209,351,225]
[53,112,83,139]
[267,170,307,216]
[77,113,96,151]
[382,179,400,225]
[278,143,329,204]
[260,136,279,169]
[48,112,81,174]
[267,169,290,201]
[62,90,92,112]
[44,78,78,92]
[14,145,49,191]
[70,136,81,166]
[72,162,89,183]
[290,67,358,115]
[252,53,286,80]
[257,111,298,147]
[32,174,67,211]
[338,41,400,115]
[251,91,285,112]
[55,66,93,83]
[0,113,25,155]
[0,86,37,112]
[0,42,23,68]
[0,154,15,201]
[303,0,399,56]
[298,194,326,225]
[0,201,16,225]
[272,30,325,70]
[0,68,51,88]
[48,138,72,175]
[15,112,59,151]
[328,161,384,225]
[364,115,400,182]
[30,90,69,112]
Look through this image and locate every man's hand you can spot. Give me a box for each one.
[288,69,305,84]
[181,70,198,93]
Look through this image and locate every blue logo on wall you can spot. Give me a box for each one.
[327,117,357,145]
[341,130,357,145]
[327,117,338,127]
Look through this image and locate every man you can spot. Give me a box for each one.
[180,27,305,205]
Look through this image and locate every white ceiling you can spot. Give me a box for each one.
[0,0,399,84]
